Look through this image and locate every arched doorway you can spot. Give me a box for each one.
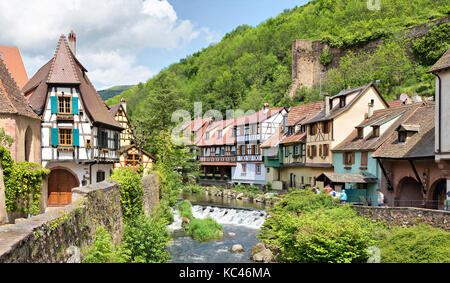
[48,168,79,207]
[396,177,424,208]
[24,127,32,162]
[428,179,446,210]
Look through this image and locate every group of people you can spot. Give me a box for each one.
[312,185,386,207]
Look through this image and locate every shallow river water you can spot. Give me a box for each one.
[167,193,269,263]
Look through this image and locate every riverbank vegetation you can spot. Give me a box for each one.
[258,190,450,263]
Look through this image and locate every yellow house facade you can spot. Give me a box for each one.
[303,83,390,188]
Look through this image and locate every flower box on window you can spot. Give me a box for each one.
[101,148,110,153]
[57,146,75,152]
[56,113,74,121]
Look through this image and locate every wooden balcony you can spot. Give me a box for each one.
[237,155,263,162]
[199,156,237,163]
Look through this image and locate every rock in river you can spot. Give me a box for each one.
[230,244,245,253]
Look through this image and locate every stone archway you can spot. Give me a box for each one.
[427,179,447,210]
[24,127,32,162]
[48,168,79,207]
[395,177,424,208]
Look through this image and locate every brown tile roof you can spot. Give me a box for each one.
[234,107,285,126]
[109,104,121,117]
[317,172,378,184]
[0,46,28,89]
[287,101,323,126]
[0,57,39,119]
[23,35,122,130]
[197,119,235,146]
[334,103,421,152]
[372,102,435,159]
[388,100,404,107]
[304,83,389,125]
[280,132,306,145]
[428,48,450,73]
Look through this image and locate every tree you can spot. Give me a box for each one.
[0,129,13,224]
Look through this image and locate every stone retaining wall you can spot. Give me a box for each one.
[142,173,160,217]
[352,205,450,231]
[0,181,123,263]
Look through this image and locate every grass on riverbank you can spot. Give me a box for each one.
[177,200,194,221]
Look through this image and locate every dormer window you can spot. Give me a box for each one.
[340,97,346,108]
[373,126,380,137]
[398,131,407,143]
[300,125,306,133]
[288,126,295,136]
[357,128,364,139]
[218,130,223,139]
[205,132,210,141]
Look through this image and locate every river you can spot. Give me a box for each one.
[166,193,269,263]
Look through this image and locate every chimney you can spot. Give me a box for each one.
[120,97,127,113]
[324,93,330,116]
[368,100,374,118]
[68,30,76,56]
[263,103,270,113]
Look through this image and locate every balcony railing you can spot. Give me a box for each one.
[237,155,263,162]
[237,134,259,143]
[199,156,237,163]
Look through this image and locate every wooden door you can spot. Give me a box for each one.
[48,169,79,207]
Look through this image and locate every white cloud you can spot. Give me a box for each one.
[0,0,202,87]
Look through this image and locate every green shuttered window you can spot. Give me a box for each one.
[72,97,79,115]
[51,128,59,146]
[50,96,58,114]
[73,129,80,147]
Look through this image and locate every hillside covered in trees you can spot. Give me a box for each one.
[106,0,450,155]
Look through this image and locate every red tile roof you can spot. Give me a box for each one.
[197,119,235,146]
[287,102,323,126]
[0,46,28,89]
[234,107,285,126]
[0,57,39,119]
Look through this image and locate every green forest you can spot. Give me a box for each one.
[106,0,450,156]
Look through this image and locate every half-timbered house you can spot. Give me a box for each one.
[22,32,123,207]
[232,104,287,187]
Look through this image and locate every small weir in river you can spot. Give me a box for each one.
[167,204,268,263]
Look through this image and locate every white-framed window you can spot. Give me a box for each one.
[241,164,247,175]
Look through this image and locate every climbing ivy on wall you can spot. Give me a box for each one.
[0,146,50,215]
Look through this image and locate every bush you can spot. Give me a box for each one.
[121,215,172,263]
[259,207,379,263]
[82,226,129,263]
[413,22,450,66]
[188,218,224,242]
[109,169,144,223]
[319,49,333,66]
[378,224,450,263]
[177,200,194,220]
[271,190,339,215]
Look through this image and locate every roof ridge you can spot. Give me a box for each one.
[0,58,19,113]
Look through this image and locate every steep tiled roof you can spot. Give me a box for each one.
[428,48,450,73]
[304,83,389,125]
[372,102,435,159]
[0,57,39,119]
[197,119,235,146]
[334,103,421,152]
[235,107,285,126]
[388,100,404,107]
[0,46,28,89]
[23,35,122,130]
[109,104,121,117]
[287,101,323,126]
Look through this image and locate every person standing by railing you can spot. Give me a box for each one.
[376,189,385,207]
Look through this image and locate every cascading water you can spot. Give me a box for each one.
[167,204,269,263]
[167,205,268,231]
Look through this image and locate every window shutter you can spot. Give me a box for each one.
[72,97,79,115]
[351,152,355,165]
[51,128,59,146]
[98,130,102,148]
[307,146,311,157]
[105,131,109,149]
[51,96,58,114]
[73,129,80,147]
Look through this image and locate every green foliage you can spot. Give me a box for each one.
[98,85,133,101]
[413,22,450,66]
[259,206,380,263]
[109,169,144,223]
[82,226,130,263]
[177,200,194,221]
[270,190,339,215]
[121,214,172,263]
[319,49,333,66]
[378,224,450,263]
[1,146,50,215]
[153,130,199,207]
[0,128,13,147]
[106,0,448,125]
[188,218,224,242]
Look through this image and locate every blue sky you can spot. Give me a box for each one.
[138,0,308,82]
[0,0,310,89]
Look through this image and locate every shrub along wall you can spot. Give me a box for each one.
[352,205,450,231]
[0,181,123,263]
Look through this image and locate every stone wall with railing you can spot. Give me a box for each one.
[352,205,450,231]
